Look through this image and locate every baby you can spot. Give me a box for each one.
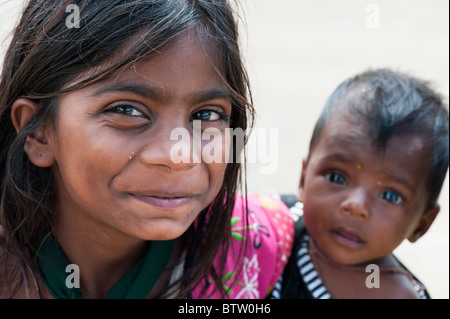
[272,68,449,299]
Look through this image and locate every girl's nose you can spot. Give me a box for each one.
[137,120,200,171]
[339,188,370,220]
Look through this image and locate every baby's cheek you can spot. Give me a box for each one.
[302,207,317,232]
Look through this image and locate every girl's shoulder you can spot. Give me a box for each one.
[0,225,47,299]
[232,193,294,260]
[233,192,294,269]
[193,193,295,299]
[0,225,15,298]
[239,193,295,295]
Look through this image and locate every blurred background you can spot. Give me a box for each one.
[239,0,449,299]
[1,0,448,299]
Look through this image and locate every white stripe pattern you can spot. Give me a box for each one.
[296,234,332,299]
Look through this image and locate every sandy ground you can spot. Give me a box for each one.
[1,0,448,299]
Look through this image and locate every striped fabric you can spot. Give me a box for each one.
[270,200,429,299]
[295,234,331,299]
[271,231,428,299]
[270,231,331,299]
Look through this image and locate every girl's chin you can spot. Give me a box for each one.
[129,220,193,241]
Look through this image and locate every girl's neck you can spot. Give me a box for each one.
[53,219,149,298]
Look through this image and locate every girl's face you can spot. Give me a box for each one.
[299,110,434,265]
[46,32,232,241]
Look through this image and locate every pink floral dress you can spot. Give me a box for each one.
[191,193,294,299]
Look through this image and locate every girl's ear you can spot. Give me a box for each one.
[297,157,308,202]
[10,98,55,168]
[407,204,440,243]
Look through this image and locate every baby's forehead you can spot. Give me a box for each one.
[320,110,428,155]
[324,107,367,137]
[318,119,372,156]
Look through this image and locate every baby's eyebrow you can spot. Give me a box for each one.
[322,151,416,194]
[321,153,355,164]
[380,172,415,194]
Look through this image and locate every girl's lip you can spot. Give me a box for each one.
[330,227,365,249]
[131,194,193,210]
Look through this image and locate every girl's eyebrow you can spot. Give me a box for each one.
[91,84,163,101]
[90,83,231,105]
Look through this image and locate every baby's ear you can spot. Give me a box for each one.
[407,204,440,243]
[10,98,55,168]
[297,158,308,202]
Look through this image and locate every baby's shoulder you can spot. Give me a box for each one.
[351,255,427,299]
[366,271,423,299]
[377,255,429,299]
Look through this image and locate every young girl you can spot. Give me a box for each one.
[0,0,293,299]
[271,69,449,299]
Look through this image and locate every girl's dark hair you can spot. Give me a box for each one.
[309,68,449,208]
[0,0,254,298]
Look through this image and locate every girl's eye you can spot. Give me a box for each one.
[106,105,145,117]
[191,109,224,122]
[325,172,347,185]
[380,191,403,205]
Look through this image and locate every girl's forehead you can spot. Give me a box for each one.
[63,29,226,92]
[58,32,230,109]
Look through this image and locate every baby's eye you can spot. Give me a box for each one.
[379,191,403,205]
[191,109,224,121]
[325,172,347,185]
[106,105,145,117]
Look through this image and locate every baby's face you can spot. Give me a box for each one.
[45,31,232,241]
[299,111,432,265]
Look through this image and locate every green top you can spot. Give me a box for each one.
[35,233,175,299]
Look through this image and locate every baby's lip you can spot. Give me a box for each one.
[330,226,365,248]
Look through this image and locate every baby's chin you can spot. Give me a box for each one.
[311,238,371,267]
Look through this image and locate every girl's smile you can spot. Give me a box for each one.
[46,31,232,242]
[131,195,194,211]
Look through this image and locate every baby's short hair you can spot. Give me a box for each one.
[309,68,449,206]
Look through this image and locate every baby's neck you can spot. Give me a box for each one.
[308,237,393,271]
[307,238,420,299]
